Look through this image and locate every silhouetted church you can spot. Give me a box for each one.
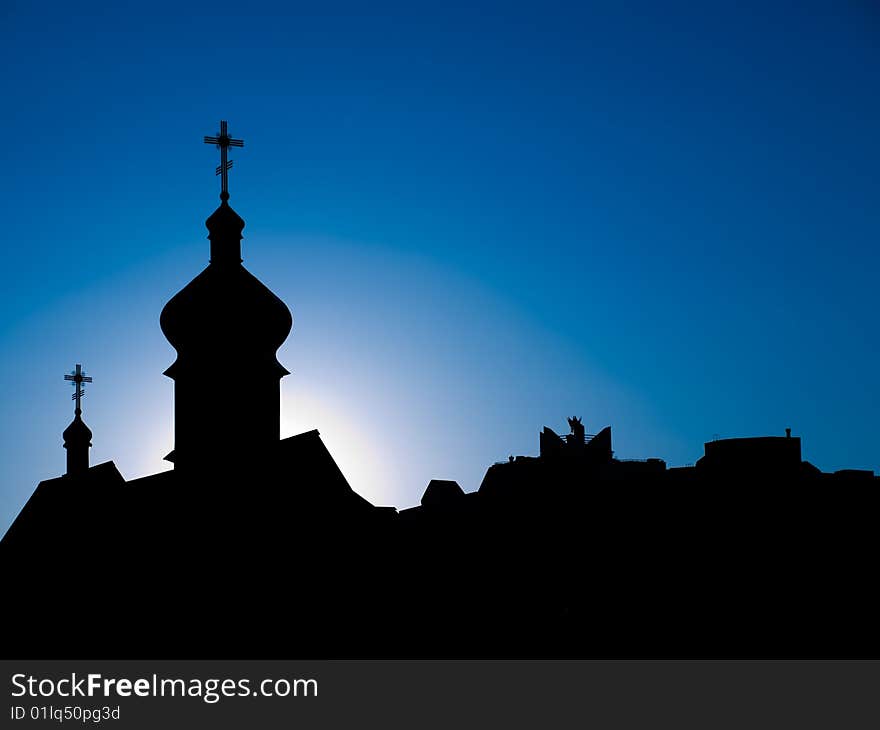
[2,123,877,658]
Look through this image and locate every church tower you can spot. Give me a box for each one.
[62,363,93,476]
[160,121,292,473]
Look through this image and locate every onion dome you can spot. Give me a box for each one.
[63,413,92,476]
[63,414,92,448]
[160,200,292,379]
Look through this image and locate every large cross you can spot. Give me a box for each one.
[64,363,92,416]
[204,120,244,201]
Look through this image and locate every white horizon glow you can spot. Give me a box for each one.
[280,385,392,507]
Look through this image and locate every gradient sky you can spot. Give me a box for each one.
[1,1,878,537]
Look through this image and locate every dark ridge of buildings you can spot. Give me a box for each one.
[4,412,876,659]
[2,129,876,659]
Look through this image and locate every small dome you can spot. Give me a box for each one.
[205,202,245,264]
[63,415,92,446]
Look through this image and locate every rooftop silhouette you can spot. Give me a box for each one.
[1,122,877,659]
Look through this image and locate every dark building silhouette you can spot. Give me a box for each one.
[61,409,91,476]
[62,364,93,476]
[160,121,291,473]
[160,197,292,472]
[2,122,878,659]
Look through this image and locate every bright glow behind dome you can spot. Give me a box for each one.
[280,386,390,507]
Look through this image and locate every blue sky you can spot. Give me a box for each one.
[1,1,878,536]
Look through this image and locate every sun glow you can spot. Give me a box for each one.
[280,386,391,507]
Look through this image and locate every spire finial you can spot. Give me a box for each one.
[204,120,244,202]
[62,364,93,475]
[64,363,92,417]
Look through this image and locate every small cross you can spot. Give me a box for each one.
[64,363,93,416]
[204,120,244,201]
